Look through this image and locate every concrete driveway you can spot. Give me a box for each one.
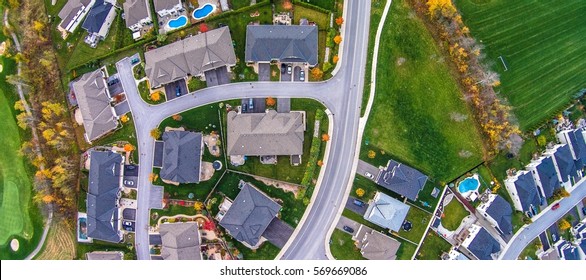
[356,160,379,181]
[336,216,360,234]
[114,101,131,116]
[164,79,187,101]
[262,219,294,248]
[258,63,270,81]
[280,63,292,81]
[293,66,302,82]
[205,66,230,87]
[345,196,368,216]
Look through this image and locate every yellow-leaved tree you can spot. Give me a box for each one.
[426,0,456,19]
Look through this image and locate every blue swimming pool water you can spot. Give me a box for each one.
[458,177,479,193]
[168,16,188,29]
[193,3,215,19]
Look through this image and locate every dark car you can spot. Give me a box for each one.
[552,203,560,210]
[126,165,136,170]
[353,199,365,207]
[343,226,354,233]
[281,63,287,74]
[175,85,181,97]
[131,57,139,64]
[582,207,586,215]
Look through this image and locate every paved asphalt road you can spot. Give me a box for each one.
[117,0,370,260]
[498,179,586,259]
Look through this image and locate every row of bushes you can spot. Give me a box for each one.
[301,109,325,187]
[292,0,332,15]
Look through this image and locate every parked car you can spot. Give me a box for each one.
[300,70,305,81]
[281,63,287,74]
[287,65,292,74]
[124,226,134,232]
[353,199,365,207]
[249,98,254,110]
[343,226,354,233]
[552,203,560,210]
[364,172,374,179]
[123,180,134,186]
[241,103,247,113]
[126,165,136,170]
[551,233,557,242]
[175,85,181,97]
[582,207,586,215]
[123,221,132,227]
[131,57,139,64]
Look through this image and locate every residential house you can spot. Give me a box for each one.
[476,194,513,236]
[159,131,203,184]
[352,225,401,260]
[526,156,560,200]
[123,0,152,36]
[86,251,123,260]
[57,0,95,38]
[554,240,583,260]
[226,110,305,165]
[245,25,319,67]
[159,223,202,260]
[537,247,561,260]
[443,248,469,260]
[460,224,502,260]
[504,170,541,216]
[86,150,123,243]
[144,26,236,88]
[153,0,183,17]
[544,144,580,188]
[557,128,586,169]
[82,0,117,47]
[71,69,118,143]
[572,221,586,240]
[363,192,410,232]
[218,183,281,248]
[375,160,428,201]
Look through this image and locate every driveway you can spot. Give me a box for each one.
[262,219,294,248]
[293,66,302,82]
[150,185,164,209]
[280,63,292,82]
[335,216,360,234]
[345,196,368,216]
[241,98,266,113]
[123,208,137,221]
[114,101,131,117]
[205,66,230,87]
[277,98,291,113]
[164,79,188,101]
[258,63,270,81]
[356,160,379,181]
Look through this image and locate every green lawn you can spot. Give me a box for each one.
[454,0,586,131]
[92,114,138,163]
[416,231,452,260]
[396,240,416,260]
[362,0,484,183]
[397,206,431,243]
[228,235,281,260]
[330,229,365,260]
[441,199,469,231]
[150,205,199,226]
[518,238,541,260]
[293,5,330,30]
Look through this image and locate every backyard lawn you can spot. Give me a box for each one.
[416,231,452,260]
[441,199,469,231]
[518,238,541,260]
[397,206,432,244]
[229,236,281,260]
[362,0,484,183]
[330,229,365,260]
[454,0,586,131]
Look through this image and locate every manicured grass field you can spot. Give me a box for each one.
[397,206,431,244]
[330,229,365,260]
[454,0,586,130]
[362,0,484,183]
[416,231,452,260]
[441,199,469,231]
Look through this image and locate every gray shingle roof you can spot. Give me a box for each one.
[227,110,305,156]
[363,192,410,232]
[86,251,123,260]
[160,131,203,184]
[154,0,181,12]
[58,0,93,30]
[467,228,501,260]
[245,25,318,65]
[513,171,541,213]
[86,151,122,243]
[355,226,400,260]
[72,69,118,142]
[144,27,236,88]
[376,160,428,201]
[219,183,281,246]
[82,0,114,33]
[551,144,579,183]
[123,0,151,28]
[159,223,201,260]
[531,156,559,199]
[485,195,513,235]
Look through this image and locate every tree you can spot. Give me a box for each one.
[317,160,323,166]
[120,114,129,123]
[367,150,376,159]
[150,91,161,102]
[172,114,182,121]
[282,0,292,10]
[321,134,330,142]
[124,143,135,152]
[333,35,342,45]
[150,128,161,139]
[426,0,456,19]
[156,34,167,43]
[335,17,344,26]
[199,23,209,33]
[148,173,159,182]
[266,97,276,106]
[356,188,365,197]
[536,135,547,147]
[558,219,571,231]
[33,21,45,33]
[193,201,204,211]
[333,55,339,64]
[311,67,324,80]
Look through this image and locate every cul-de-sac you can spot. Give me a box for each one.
[1,0,585,261]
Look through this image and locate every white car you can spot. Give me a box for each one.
[300,70,305,81]
[364,172,374,179]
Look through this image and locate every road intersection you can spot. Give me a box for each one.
[117,0,371,260]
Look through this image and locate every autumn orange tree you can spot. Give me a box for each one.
[311,67,324,80]
[321,134,330,142]
[120,114,129,123]
[356,188,365,197]
[367,150,376,159]
[172,114,183,121]
[333,35,342,45]
[124,143,135,152]
[150,128,161,139]
[558,219,571,231]
[266,97,276,106]
[335,17,344,25]
[333,55,339,64]
[151,91,161,102]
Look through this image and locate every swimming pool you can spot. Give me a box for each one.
[192,3,215,20]
[458,176,480,194]
[168,15,188,29]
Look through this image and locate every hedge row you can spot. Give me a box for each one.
[301,109,325,187]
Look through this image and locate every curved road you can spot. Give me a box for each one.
[499,179,586,260]
[117,0,371,260]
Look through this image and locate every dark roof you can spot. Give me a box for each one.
[514,171,541,213]
[562,129,586,166]
[219,183,281,246]
[532,156,560,199]
[485,195,513,235]
[468,228,501,260]
[58,0,93,30]
[557,241,581,260]
[159,223,201,260]
[245,25,318,65]
[82,0,114,33]
[376,160,428,201]
[552,145,579,182]
[160,131,203,184]
[149,234,162,245]
[86,150,122,243]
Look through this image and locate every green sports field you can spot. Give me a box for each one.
[362,0,484,182]
[454,0,586,130]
